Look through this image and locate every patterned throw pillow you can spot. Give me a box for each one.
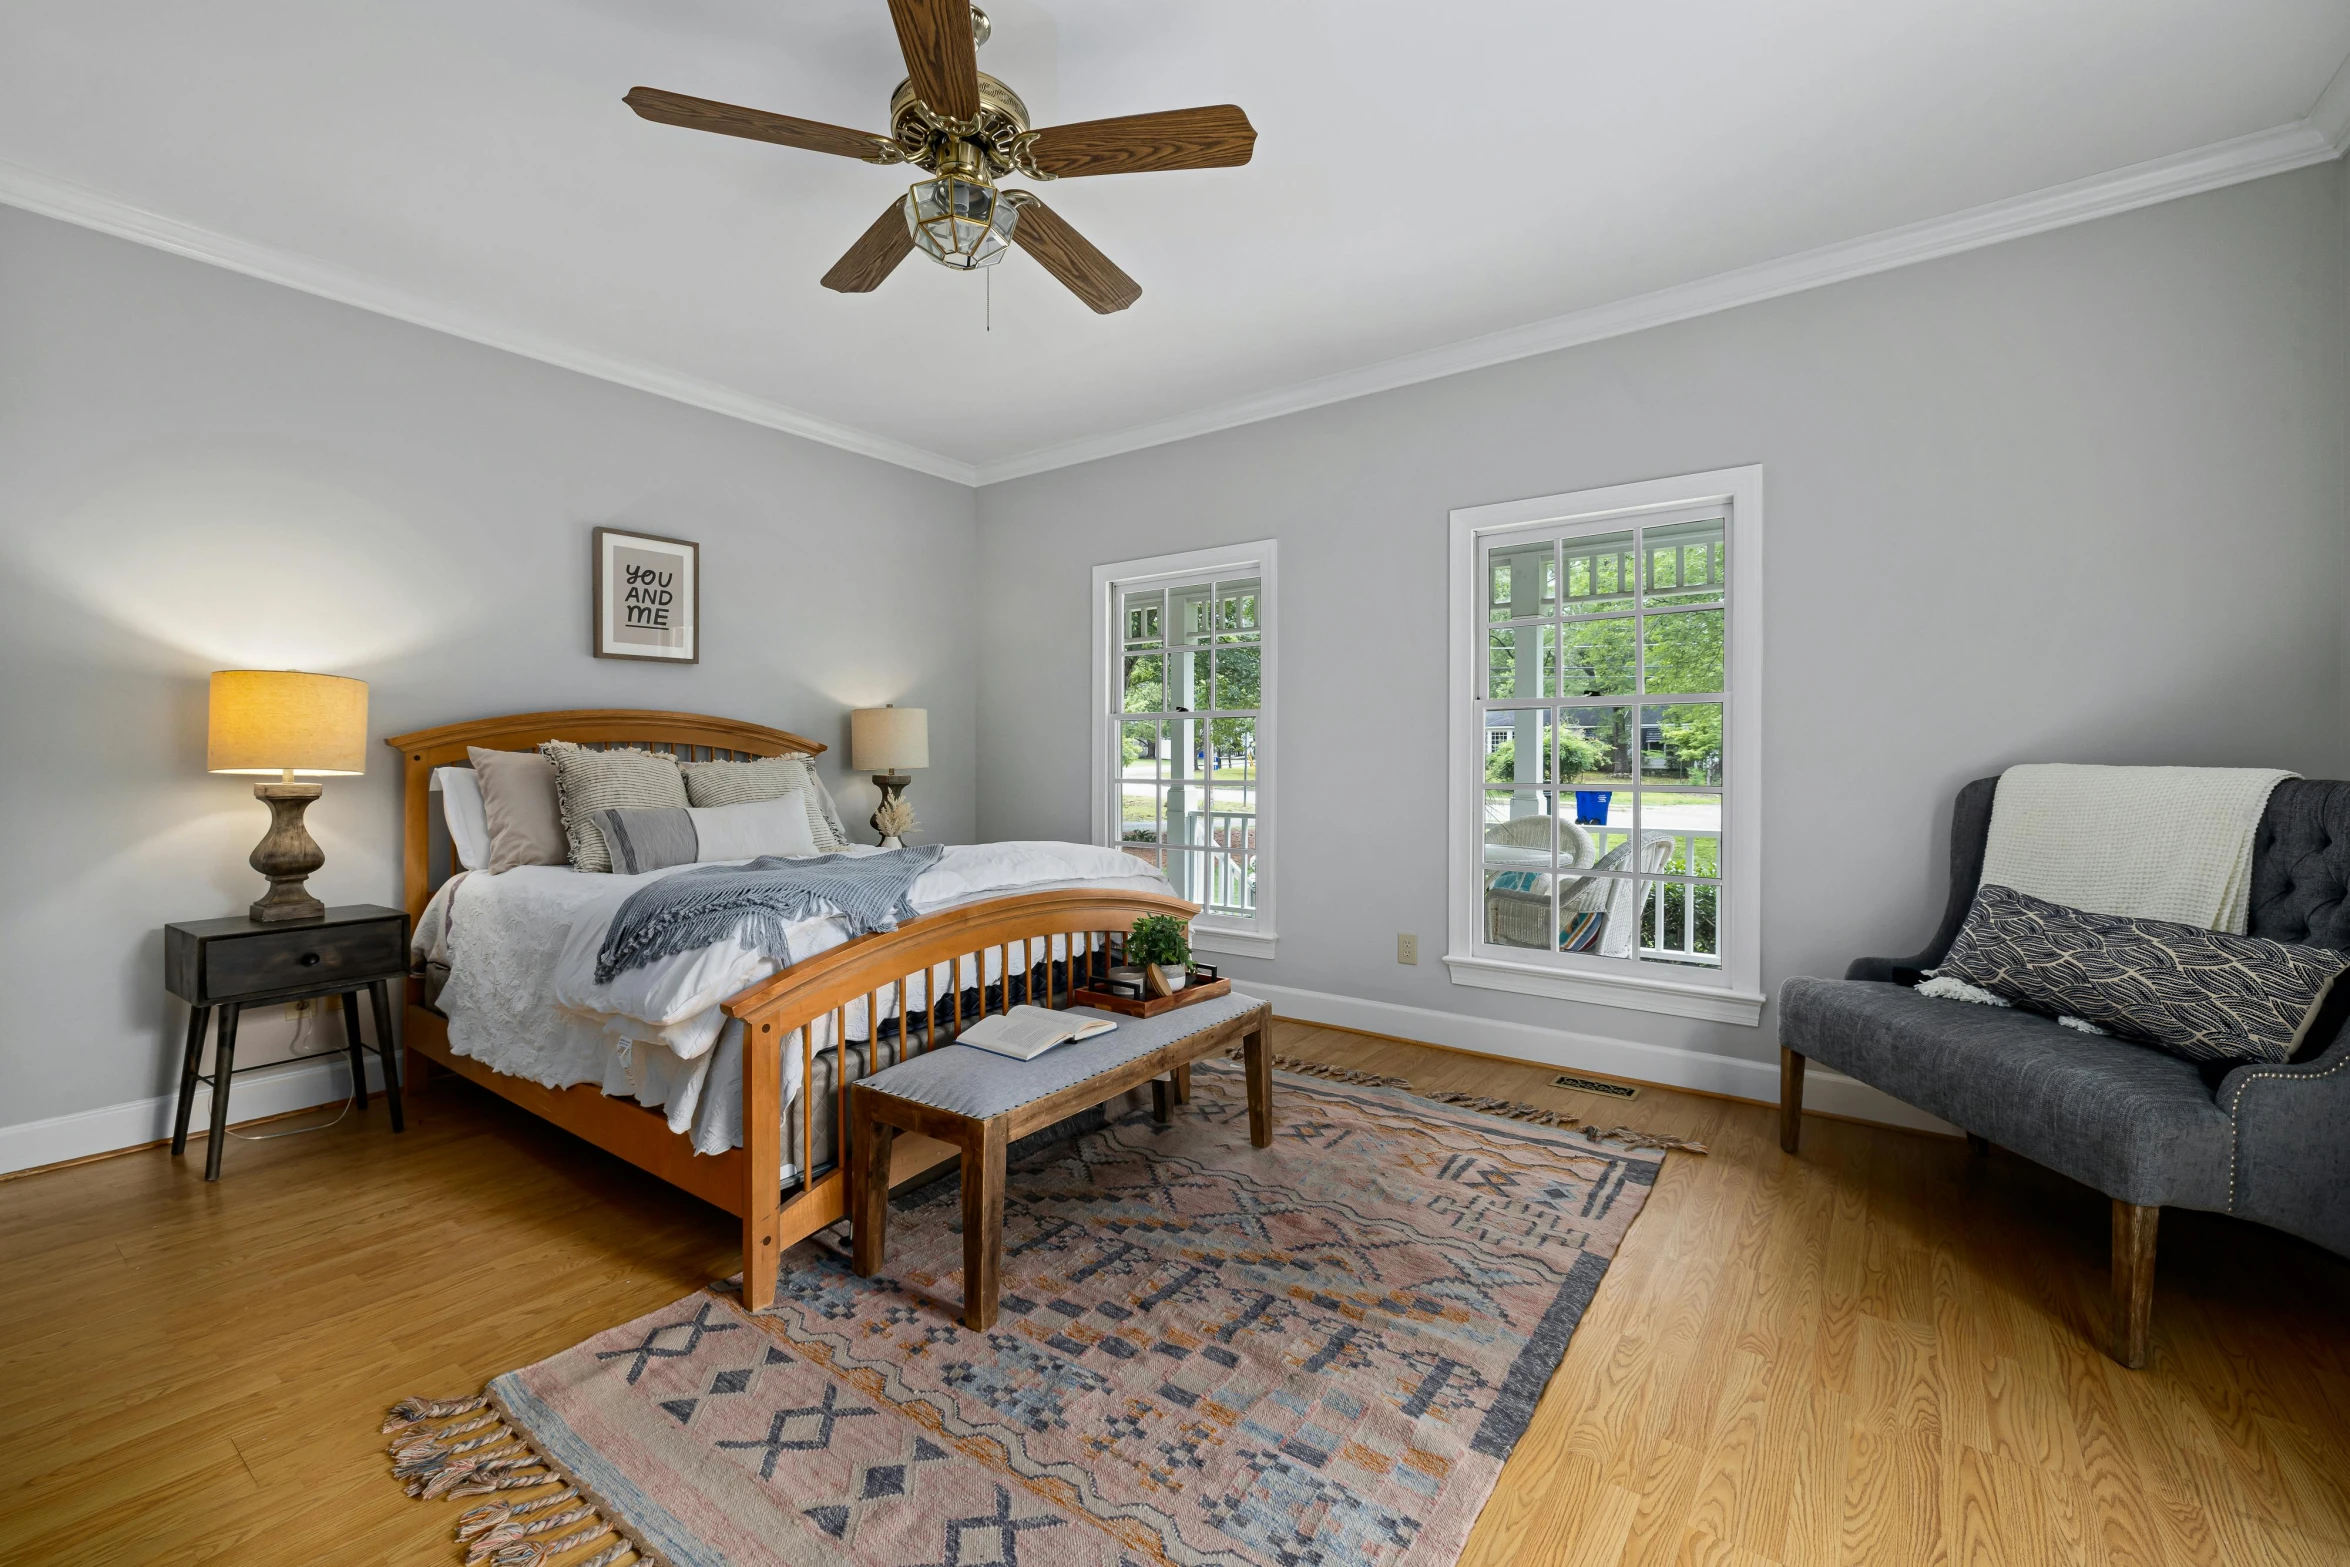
[1935,884,2348,1065]
[540,741,689,872]
[678,754,842,852]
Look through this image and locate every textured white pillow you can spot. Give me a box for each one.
[431,766,493,870]
[689,792,821,862]
[679,753,844,852]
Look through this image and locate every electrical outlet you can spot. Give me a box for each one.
[287,997,315,1019]
[1397,933,1419,965]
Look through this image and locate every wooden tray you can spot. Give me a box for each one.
[1070,974,1232,1018]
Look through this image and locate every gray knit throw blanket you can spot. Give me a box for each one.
[593,845,946,984]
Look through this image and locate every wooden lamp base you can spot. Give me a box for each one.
[249,781,327,923]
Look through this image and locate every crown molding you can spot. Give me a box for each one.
[0,158,981,486]
[2311,53,2350,154]
[975,116,2344,485]
[4,105,2342,495]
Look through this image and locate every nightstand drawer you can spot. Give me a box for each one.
[202,920,406,1000]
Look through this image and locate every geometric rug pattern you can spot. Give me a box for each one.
[421,1062,1671,1566]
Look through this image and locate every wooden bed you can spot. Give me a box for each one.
[386,708,1198,1311]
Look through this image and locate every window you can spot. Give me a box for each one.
[1091,542,1277,956]
[1446,470,1761,1023]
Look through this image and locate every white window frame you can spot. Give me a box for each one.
[1090,540,1278,958]
[1445,468,1763,1024]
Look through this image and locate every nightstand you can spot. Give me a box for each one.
[164,904,410,1179]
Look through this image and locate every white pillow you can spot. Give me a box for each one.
[432,766,494,871]
[689,792,820,863]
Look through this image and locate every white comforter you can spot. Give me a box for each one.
[418,842,1171,1158]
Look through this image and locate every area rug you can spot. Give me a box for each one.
[383,1060,1677,1567]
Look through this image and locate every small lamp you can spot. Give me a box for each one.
[849,705,928,845]
[903,140,1020,272]
[208,670,368,923]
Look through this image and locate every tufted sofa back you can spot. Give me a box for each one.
[2246,780,2350,950]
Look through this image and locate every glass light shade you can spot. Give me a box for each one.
[850,706,930,772]
[904,173,1018,270]
[207,670,369,776]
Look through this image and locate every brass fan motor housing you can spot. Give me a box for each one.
[889,72,1034,176]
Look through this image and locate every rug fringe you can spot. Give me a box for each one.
[1222,1048,1414,1089]
[382,1393,661,1567]
[1422,1092,1709,1154]
[1219,1051,1706,1154]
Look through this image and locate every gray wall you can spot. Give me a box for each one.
[975,164,2350,1076]
[0,204,978,1131]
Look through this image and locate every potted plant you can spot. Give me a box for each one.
[1127,914,1192,995]
[873,794,917,850]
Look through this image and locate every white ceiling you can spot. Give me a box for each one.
[6,2,2349,483]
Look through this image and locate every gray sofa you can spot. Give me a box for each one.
[1778,776,2350,1368]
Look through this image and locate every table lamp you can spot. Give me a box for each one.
[849,704,928,844]
[208,670,369,923]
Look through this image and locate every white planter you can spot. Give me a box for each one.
[1154,964,1189,993]
[880,835,903,850]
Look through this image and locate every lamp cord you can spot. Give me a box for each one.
[225,1005,359,1142]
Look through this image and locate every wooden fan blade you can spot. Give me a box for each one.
[1009,197,1141,314]
[886,0,981,123]
[822,199,917,293]
[625,87,894,162]
[1023,106,1255,178]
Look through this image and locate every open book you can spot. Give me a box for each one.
[957,1004,1117,1061]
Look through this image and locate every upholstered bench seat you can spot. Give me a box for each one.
[856,992,1265,1118]
[850,992,1275,1329]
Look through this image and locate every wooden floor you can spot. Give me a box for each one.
[4,1021,2346,1565]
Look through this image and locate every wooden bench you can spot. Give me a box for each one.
[848,994,1274,1329]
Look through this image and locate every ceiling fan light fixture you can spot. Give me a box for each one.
[904,162,1018,271]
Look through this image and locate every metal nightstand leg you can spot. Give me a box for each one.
[369,979,405,1133]
[203,1003,241,1180]
[340,990,370,1111]
[171,1005,211,1157]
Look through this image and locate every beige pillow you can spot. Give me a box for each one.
[466,747,570,873]
[680,754,842,852]
[540,741,689,872]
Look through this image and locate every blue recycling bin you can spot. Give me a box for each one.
[1573,789,1613,825]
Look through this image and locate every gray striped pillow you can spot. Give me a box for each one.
[540,742,690,872]
[679,754,841,852]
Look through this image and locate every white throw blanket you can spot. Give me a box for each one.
[1979,763,2294,933]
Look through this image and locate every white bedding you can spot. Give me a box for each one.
[417,842,1171,1160]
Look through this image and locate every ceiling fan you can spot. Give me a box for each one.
[624,0,1256,314]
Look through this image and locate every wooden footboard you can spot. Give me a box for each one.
[721,886,1198,1311]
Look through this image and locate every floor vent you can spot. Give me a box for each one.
[1553,1073,1638,1100]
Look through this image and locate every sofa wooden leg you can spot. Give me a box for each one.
[1779,1047,1805,1155]
[2110,1200,2158,1370]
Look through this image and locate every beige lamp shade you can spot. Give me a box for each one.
[850,705,929,772]
[207,670,369,776]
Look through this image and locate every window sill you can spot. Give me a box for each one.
[1192,926,1278,960]
[1442,953,1764,1025]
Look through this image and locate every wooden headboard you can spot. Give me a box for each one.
[383,708,826,926]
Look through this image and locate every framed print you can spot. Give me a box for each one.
[593,527,699,663]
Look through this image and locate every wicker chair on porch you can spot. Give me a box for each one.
[1482,818,1673,955]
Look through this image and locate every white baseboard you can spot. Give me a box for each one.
[1248,979,1956,1135]
[0,1052,388,1177]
